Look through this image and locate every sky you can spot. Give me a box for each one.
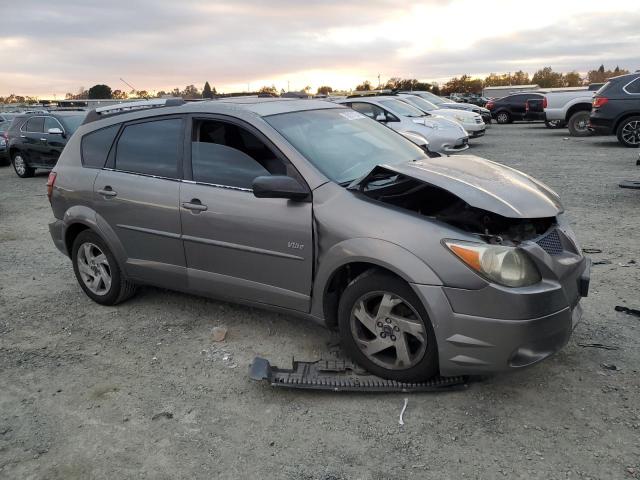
[0,0,639,98]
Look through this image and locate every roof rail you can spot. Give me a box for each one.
[82,98,185,124]
[346,92,398,99]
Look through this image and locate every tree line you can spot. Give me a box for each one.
[0,65,633,104]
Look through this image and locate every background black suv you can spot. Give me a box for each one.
[589,72,640,148]
[486,92,546,124]
[7,111,86,177]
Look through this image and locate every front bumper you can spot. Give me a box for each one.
[412,258,590,376]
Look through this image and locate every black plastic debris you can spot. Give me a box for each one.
[249,357,469,393]
[614,305,640,317]
[592,260,611,265]
[577,343,620,351]
[619,180,640,189]
[582,248,602,254]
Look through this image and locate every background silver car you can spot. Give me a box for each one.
[48,98,589,382]
[335,96,470,153]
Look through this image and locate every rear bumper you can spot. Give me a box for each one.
[588,116,614,135]
[49,219,68,256]
[412,260,590,376]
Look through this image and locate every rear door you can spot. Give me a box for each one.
[180,115,313,312]
[92,116,187,288]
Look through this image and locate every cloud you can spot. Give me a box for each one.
[0,0,638,96]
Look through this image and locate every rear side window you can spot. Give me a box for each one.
[115,118,182,178]
[81,125,119,169]
[625,78,640,94]
[24,117,44,133]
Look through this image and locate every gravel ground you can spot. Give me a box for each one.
[1,123,639,480]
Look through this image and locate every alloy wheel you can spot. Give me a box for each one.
[13,155,26,176]
[76,242,112,295]
[621,121,640,146]
[349,291,427,370]
[497,113,509,124]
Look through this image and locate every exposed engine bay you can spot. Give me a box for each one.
[350,167,555,243]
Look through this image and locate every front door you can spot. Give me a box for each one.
[180,116,313,312]
[20,116,47,166]
[42,116,67,167]
[93,116,187,288]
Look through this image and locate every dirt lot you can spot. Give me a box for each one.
[1,124,639,480]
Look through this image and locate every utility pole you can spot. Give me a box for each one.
[378,73,381,89]
[120,77,137,96]
[287,80,290,92]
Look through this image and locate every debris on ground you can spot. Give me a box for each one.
[619,180,640,190]
[399,398,409,426]
[614,305,640,317]
[210,326,228,342]
[249,356,469,392]
[202,345,238,368]
[151,411,174,421]
[592,260,612,265]
[577,343,620,351]
[601,363,620,371]
[618,260,637,267]
[582,248,602,254]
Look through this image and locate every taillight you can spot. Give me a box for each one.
[593,97,608,108]
[542,96,548,109]
[525,101,530,112]
[46,172,57,203]
[486,101,494,110]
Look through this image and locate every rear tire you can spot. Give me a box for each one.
[11,152,34,178]
[495,111,511,124]
[338,271,439,382]
[616,116,640,148]
[72,230,137,305]
[567,111,591,137]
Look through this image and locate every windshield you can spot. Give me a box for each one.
[377,99,425,117]
[59,114,86,134]
[402,96,437,112]
[265,108,427,184]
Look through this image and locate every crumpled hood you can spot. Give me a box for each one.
[354,155,563,219]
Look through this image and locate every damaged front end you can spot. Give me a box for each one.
[348,155,564,245]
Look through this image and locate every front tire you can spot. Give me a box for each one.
[495,111,511,124]
[567,111,591,137]
[338,271,438,382]
[72,230,137,305]
[11,152,34,178]
[616,116,640,148]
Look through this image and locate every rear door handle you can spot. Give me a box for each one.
[181,199,208,212]
[98,187,117,197]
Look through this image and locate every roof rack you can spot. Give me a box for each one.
[82,98,185,124]
[346,92,398,99]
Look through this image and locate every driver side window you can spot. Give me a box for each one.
[191,119,288,189]
[350,102,385,120]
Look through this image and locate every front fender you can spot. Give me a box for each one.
[309,237,442,319]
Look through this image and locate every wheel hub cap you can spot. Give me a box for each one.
[350,292,427,371]
[14,156,25,175]
[622,121,640,145]
[77,242,112,295]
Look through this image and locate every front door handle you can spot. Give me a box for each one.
[98,186,117,197]
[181,199,208,212]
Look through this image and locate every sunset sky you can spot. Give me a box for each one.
[1,0,639,98]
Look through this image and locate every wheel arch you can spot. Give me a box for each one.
[61,207,128,275]
[310,238,442,328]
[565,103,592,122]
[613,112,640,134]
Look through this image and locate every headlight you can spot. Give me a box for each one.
[0,139,5,147]
[444,240,541,287]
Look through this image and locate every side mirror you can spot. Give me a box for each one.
[47,127,63,135]
[375,113,387,122]
[252,175,310,201]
